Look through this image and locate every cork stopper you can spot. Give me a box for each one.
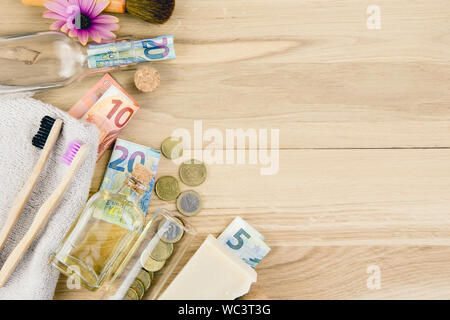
[132,164,153,185]
[134,65,161,93]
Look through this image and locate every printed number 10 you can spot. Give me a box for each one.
[107,99,134,129]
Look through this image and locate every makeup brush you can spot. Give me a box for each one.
[0,140,89,287]
[126,0,175,24]
[22,0,175,24]
[0,116,63,252]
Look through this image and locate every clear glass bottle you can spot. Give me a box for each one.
[51,164,153,291]
[0,31,175,93]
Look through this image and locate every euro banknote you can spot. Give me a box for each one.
[87,35,175,69]
[69,74,139,160]
[100,138,161,216]
[218,217,270,268]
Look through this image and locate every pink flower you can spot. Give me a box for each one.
[43,0,119,45]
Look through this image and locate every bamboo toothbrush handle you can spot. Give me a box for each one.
[0,144,88,287]
[0,119,63,252]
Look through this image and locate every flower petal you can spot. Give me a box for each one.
[91,15,119,24]
[68,28,79,37]
[88,29,102,43]
[44,1,69,17]
[43,10,66,20]
[90,0,110,18]
[77,29,89,45]
[91,26,116,40]
[50,20,66,30]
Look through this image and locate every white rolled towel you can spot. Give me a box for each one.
[0,92,99,299]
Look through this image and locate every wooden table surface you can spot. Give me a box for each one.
[2,0,450,299]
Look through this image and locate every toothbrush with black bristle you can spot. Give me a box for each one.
[0,140,89,287]
[0,116,63,252]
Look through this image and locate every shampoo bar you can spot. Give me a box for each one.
[159,235,257,300]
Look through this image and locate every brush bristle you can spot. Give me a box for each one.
[62,140,83,166]
[126,0,175,24]
[32,116,56,149]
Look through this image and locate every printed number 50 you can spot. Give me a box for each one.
[226,228,250,250]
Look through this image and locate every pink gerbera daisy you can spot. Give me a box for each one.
[43,0,119,45]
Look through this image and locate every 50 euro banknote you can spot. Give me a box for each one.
[218,217,270,268]
[69,73,139,160]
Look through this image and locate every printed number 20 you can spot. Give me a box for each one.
[109,145,145,173]
[226,228,250,250]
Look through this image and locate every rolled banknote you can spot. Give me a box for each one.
[69,74,139,160]
[218,217,270,268]
[87,35,176,69]
[101,138,161,215]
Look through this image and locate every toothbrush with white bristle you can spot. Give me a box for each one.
[0,140,89,287]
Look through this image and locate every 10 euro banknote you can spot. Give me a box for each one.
[218,217,271,268]
[69,74,139,160]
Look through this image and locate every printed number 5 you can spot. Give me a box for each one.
[226,228,250,250]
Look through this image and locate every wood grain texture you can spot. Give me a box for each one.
[0,0,449,299]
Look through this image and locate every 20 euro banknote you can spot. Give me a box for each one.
[87,35,176,68]
[218,217,270,268]
[100,138,160,216]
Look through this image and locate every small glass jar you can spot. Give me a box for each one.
[102,208,197,300]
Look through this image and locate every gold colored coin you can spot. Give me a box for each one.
[150,240,174,261]
[155,176,181,201]
[142,256,166,272]
[125,288,139,300]
[137,269,152,290]
[158,217,184,244]
[179,159,207,187]
[131,279,145,299]
[161,137,183,160]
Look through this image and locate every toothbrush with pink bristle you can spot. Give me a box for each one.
[0,140,89,287]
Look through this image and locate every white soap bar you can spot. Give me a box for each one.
[159,234,257,300]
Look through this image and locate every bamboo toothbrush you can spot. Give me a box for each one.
[0,116,63,252]
[0,140,89,287]
[22,0,175,24]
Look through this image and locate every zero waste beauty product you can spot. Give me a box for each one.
[0,31,175,93]
[50,164,153,290]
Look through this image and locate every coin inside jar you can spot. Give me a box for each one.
[125,287,139,300]
[150,240,174,261]
[176,190,202,217]
[137,269,152,291]
[158,217,184,244]
[155,176,181,201]
[130,279,145,299]
[179,159,207,186]
[142,256,166,272]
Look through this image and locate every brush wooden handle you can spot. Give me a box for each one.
[0,119,63,252]
[0,144,89,287]
[22,0,126,14]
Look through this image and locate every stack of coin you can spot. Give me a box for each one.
[129,218,185,300]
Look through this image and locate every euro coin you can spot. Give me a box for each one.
[125,288,139,300]
[179,159,207,186]
[150,240,174,261]
[161,137,183,160]
[176,190,202,217]
[155,176,181,201]
[137,269,152,291]
[142,256,166,272]
[158,217,184,244]
[131,279,145,299]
